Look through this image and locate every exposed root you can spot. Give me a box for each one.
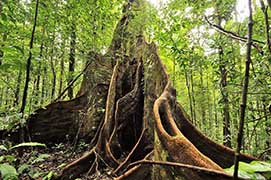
[113,128,147,175]
[122,160,246,180]
[174,103,256,168]
[114,151,153,180]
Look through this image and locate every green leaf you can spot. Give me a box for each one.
[12,46,24,55]
[248,161,271,172]
[0,63,12,71]
[0,145,8,151]
[224,161,271,180]
[10,142,46,150]
[38,154,50,159]
[0,163,18,180]
[57,163,66,168]
[29,171,43,179]
[18,164,30,174]
[1,13,7,22]
[3,155,16,163]
[224,168,265,180]
[42,171,55,180]
[32,154,50,164]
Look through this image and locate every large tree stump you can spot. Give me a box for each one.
[1,0,256,179]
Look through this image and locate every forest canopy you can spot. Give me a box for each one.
[0,0,271,179]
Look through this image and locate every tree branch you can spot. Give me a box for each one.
[248,113,271,123]
[54,60,92,102]
[205,16,264,54]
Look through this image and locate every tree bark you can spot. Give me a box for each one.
[58,41,66,96]
[199,63,206,131]
[218,46,231,148]
[68,22,76,99]
[14,69,22,106]
[41,61,47,105]
[263,101,271,156]
[189,59,197,125]
[50,46,56,101]
[20,0,39,114]
[260,0,271,54]
[267,0,271,10]
[184,68,194,124]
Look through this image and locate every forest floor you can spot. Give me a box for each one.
[0,141,112,180]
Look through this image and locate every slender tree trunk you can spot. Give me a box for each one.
[41,63,47,105]
[50,35,56,101]
[35,25,45,106]
[260,0,271,54]
[215,10,232,147]
[50,58,56,101]
[14,69,22,106]
[255,100,261,152]
[19,0,39,141]
[263,101,271,152]
[199,63,206,131]
[190,72,196,124]
[20,0,39,115]
[212,71,220,140]
[35,46,43,106]
[173,54,176,87]
[28,78,37,113]
[58,41,65,96]
[68,22,76,99]
[41,46,50,106]
[218,47,231,148]
[184,67,194,124]
[233,0,253,178]
[0,87,3,107]
[267,0,271,9]
[4,78,9,110]
[206,71,212,136]
[189,59,197,125]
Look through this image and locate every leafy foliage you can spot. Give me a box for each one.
[224,161,271,180]
[9,142,46,150]
[0,163,18,180]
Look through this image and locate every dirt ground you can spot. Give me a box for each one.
[0,141,112,180]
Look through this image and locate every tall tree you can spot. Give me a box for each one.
[233,0,253,178]
[213,1,232,148]
[68,21,76,99]
[20,0,40,114]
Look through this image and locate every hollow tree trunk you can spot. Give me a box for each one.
[1,1,256,179]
